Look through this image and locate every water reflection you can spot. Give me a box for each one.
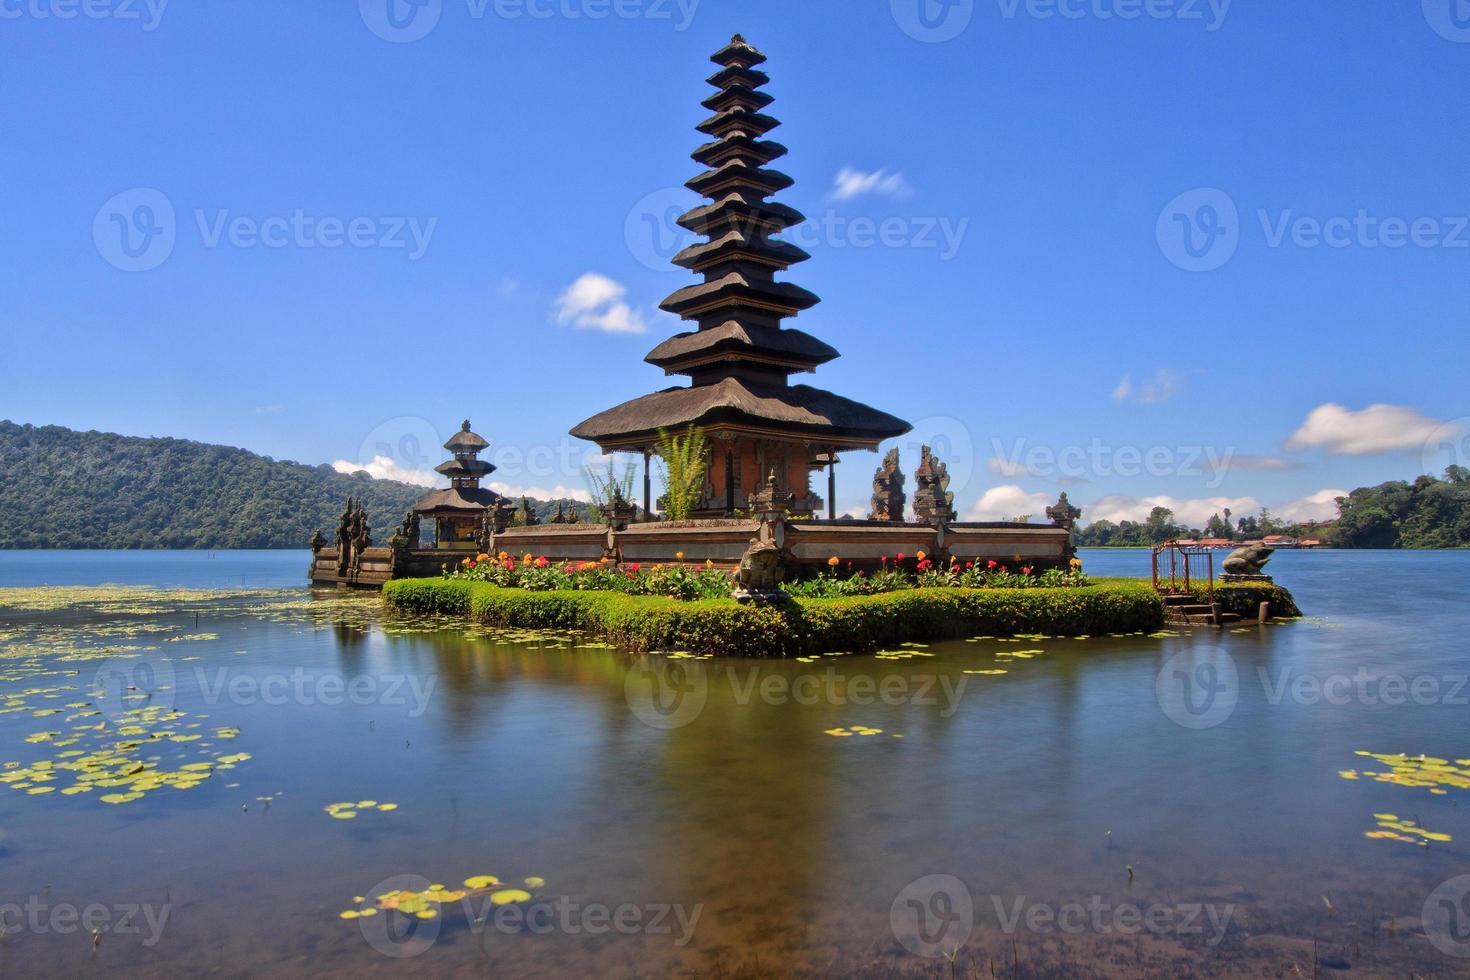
[0,554,1467,976]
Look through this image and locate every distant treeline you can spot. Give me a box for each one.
[0,421,589,549]
[1073,467,1470,550]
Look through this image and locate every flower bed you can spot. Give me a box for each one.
[383,578,1168,658]
[442,551,1090,602]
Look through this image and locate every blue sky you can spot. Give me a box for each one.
[4,0,1468,526]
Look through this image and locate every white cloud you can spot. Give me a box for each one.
[1287,403,1450,455]
[1085,494,1261,528]
[966,486,1054,522]
[1276,488,1348,524]
[488,482,593,504]
[553,273,648,334]
[253,404,283,416]
[332,456,437,487]
[830,167,913,202]
[1112,369,1181,404]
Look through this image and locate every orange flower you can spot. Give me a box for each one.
[675,551,685,561]
[476,553,490,563]
[916,550,927,561]
[827,556,840,567]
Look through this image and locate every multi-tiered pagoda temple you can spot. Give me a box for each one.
[571,35,911,518]
[410,420,506,548]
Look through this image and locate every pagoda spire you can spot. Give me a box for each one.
[571,37,911,494]
[649,35,837,384]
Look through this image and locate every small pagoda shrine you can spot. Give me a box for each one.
[410,420,507,549]
[571,35,911,518]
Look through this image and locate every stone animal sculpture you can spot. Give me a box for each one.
[1223,545,1273,576]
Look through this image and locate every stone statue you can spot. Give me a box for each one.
[550,501,567,524]
[1223,545,1273,577]
[912,445,956,525]
[733,540,787,605]
[476,511,494,552]
[349,500,371,576]
[520,496,539,527]
[1046,492,1081,532]
[335,498,354,576]
[869,448,906,521]
[491,497,517,534]
[601,485,635,530]
[309,530,327,555]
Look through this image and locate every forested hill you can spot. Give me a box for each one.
[0,421,580,549]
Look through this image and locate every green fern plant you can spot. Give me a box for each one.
[654,425,710,521]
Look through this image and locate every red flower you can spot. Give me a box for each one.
[535,556,549,568]
[627,562,640,572]
[1022,566,1033,576]
[896,552,907,562]
[880,555,889,564]
[965,561,974,569]
[987,560,998,570]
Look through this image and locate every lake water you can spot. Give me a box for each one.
[1,549,1468,977]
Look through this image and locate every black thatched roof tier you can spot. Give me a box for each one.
[645,321,838,373]
[701,83,774,114]
[706,64,769,90]
[691,135,787,168]
[685,161,794,199]
[671,229,809,273]
[711,34,767,68]
[411,485,502,514]
[571,378,911,450]
[695,108,780,139]
[435,458,494,479]
[443,420,489,453]
[659,272,819,319]
[676,195,805,235]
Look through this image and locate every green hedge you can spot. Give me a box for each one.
[383,579,1168,657]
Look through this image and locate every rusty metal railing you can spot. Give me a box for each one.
[1152,541,1215,606]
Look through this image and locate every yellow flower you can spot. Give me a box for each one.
[523,553,532,564]
[705,559,714,569]
[675,551,685,561]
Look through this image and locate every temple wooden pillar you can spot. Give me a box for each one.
[642,449,652,521]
